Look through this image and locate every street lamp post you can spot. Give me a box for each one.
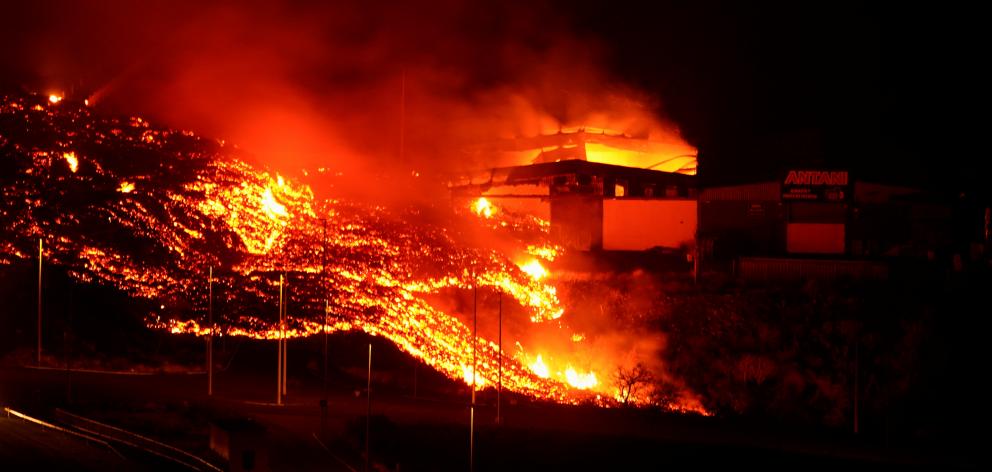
[277,274,284,406]
[282,272,288,398]
[497,291,502,426]
[322,218,329,422]
[37,238,43,366]
[208,266,213,396]
[365,343,372,472]
[470,276,477,472]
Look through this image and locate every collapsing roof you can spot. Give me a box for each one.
[449,159,696,194]
[466,129,698,175]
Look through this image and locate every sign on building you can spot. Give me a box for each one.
[782,170,850,202]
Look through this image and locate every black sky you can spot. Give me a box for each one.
[1,0,987,190]
[561,0,988,189]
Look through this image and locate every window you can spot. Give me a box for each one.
[614,180,627,197]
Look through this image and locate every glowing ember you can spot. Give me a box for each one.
[471,197,496,218]
[518,259,548,280]
[48,94,62,104]
[118,181,135,193]
[63,152,79,173]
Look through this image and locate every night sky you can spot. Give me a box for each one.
[1,0,986,191]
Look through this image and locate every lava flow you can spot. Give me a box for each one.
[1,92,706,412]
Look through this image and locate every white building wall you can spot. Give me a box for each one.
[602,199,697,250]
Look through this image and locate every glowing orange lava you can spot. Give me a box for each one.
[1,92,709,413]
[471,197,496,218]
[63,152,78,173]
[518,259,548,280]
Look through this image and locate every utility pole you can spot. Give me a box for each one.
[208,266,214,396]
[854,336,860,434]
[470,278,477,472]
[277,274,283,406]
[282,272,288,398]
[37,238,43,366]
[497,291,502,426]
[64,283,72,404]
[365,343,372,472]
[322,218,329,422]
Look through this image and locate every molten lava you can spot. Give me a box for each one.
[471,197,496,218]
[62,151,78,173]
[0,92,708,412]
[518,259,548,281]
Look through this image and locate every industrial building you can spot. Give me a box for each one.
[698,170,963,280]
[450,153,966,279]
[449,159,697,252]
[699,171,953,259]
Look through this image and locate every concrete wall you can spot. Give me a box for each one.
[786,223,845,254]
[602,199,697,250]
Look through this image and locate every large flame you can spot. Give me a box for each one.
[492,126,697,175]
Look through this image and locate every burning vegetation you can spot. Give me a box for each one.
[0,92,706,412]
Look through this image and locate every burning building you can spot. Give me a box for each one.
[449,130,699,257]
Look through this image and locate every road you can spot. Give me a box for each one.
[0,365,974,471]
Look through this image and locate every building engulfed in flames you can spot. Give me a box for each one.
[450,130,699,255]
[0,93,707,412]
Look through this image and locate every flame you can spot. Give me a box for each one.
[261,186,289,219]
[526,244,559,261]
[565,367,598,390]
[63,152,78,173]
[530,354,550,378]
[583,143,697,175]
[462,365,486,387]
[118,181,135,193]
[48,94,62,104]
[518,259,548,281]
[471,197,496,218]
[502,127,697,175]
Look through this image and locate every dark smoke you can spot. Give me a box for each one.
[1,0,690,200]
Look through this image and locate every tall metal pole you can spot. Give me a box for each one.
[470,279,477,472]
[282,273,288,397]
[208,266,213,396]
[365,343,372,472]
[854,336,860,434]
[497,291,502,426]
[322,218,329,418]
[64,283,72,403]
[37,238,43,366]
[277,274,283,406]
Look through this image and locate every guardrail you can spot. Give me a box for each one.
[55,408,222,472]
